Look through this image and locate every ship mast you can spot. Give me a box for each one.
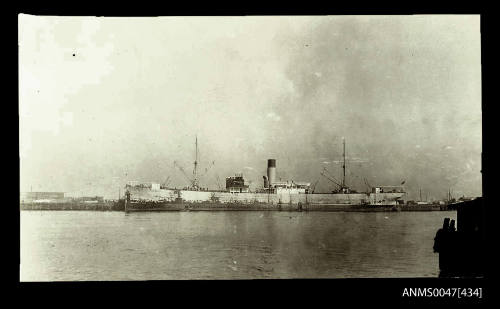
[342,137,346,189]
[193,135,199,189]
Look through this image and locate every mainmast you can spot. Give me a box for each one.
[342,137,346,189]
[173,135,210,190]
[193,135,199,189]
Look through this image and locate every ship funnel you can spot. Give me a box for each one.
[263,175,269,188]
[267,159,276,187]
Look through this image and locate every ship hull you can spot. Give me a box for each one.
[124,201,448,212]
[124,201,399,212]
[123,187,410,212]
[125,187,404,203]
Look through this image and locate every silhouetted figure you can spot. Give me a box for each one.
[434,217,462,277]
[443,217,450,229]
[435,198,484,278]
[449,219,456,232]
[433,218,450,253]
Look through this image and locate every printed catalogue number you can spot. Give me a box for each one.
[402,288,482,298]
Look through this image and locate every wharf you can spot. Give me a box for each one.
[20,201,119,211]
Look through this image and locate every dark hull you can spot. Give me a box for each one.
[124,201,452,212]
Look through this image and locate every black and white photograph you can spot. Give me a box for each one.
[18,15,483,284]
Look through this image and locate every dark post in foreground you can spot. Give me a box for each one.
[433,197,484,277]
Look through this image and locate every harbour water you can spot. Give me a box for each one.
[20,210,456,281]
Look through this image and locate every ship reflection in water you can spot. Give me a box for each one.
[21,211,455,281]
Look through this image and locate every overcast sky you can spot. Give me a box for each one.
[19,15,481,200]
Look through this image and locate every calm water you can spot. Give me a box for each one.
[20,210,456,281]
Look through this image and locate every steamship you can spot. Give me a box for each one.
[121,137,406,212]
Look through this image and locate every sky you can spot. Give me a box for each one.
[19,15,482,200]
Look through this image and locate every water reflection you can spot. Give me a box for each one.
[21,210,455,280]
